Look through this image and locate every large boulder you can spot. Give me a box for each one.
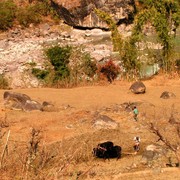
[129,81,146,94]
[3,91,43,111]
[141,144,167,165]
[50,0,135,28]
[4,91,31,105]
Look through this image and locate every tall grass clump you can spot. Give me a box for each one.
[0,75,9,89]
[68,46,97,86]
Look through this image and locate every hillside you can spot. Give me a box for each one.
[0,75,180,179]
[0,1,180,178]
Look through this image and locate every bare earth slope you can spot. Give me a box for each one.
[0,75,180,179]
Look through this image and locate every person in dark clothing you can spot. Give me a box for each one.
[133,136,140,154]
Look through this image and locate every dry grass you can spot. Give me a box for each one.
[0,75,180,179]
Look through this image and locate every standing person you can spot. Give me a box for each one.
[133,136,140,154]
[133,106,138,121]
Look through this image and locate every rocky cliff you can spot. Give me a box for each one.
[51,0,135,28]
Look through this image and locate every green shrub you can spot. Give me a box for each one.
[0,75,9,89]
[16,0,60,27]
[45,45,72,81]
[32,68,49,80]
[98,59,120,83]
[32,46,97,87]
[0,0,16,30]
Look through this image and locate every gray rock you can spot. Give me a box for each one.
[142,150,156,161]
[4,91,31,105]
[53,0,135,28]
[23,100,43,111]
[129,81,146,94]
[3,91,43,111]
[42,101,57,112]
[142,144,166,164]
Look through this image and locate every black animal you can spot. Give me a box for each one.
[93,141,121,160]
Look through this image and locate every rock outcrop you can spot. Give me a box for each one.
[51,0,135,28]
[3,91,43,111]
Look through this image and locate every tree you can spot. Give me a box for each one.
[148,110,180,167]
[94,9,123,52]
[94,9,140,78]
[150,122,180,167]
[132,0,180,71]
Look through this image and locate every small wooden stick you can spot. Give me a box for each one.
[122,151,137,155]
[0,130,10,168]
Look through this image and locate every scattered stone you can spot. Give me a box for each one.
[120,102,138,112]
[142,150,156,162]
[66,124,74,129]
[42,101,57,112]
[160,91,176,99]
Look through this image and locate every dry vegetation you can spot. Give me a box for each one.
[0,75,180,179]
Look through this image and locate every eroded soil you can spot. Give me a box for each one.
[0,75,180,179]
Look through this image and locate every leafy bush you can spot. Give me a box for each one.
[16,0,60,27]
[31,46,97,87]
[32,68,49,80]
[98,60,120,83]
[0,75,9,89]
[0,0,16,30]
[45,45,72,82]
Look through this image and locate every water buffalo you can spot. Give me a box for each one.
[93,141,121,160]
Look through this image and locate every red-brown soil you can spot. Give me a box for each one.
[0,75,180,179]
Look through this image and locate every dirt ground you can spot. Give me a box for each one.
[0,75,180,179]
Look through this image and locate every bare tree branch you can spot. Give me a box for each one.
[149,123,176,152]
